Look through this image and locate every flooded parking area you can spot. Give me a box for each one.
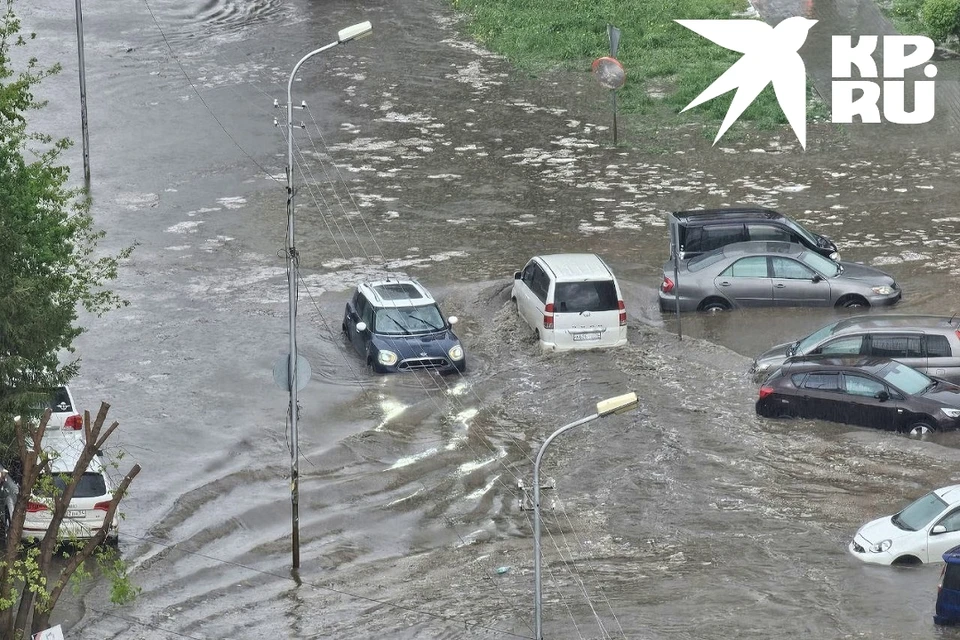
[18,0,960,637]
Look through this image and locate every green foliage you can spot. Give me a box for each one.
[921,0,960,40]
[0,0,131,466]
[448,0,792,127]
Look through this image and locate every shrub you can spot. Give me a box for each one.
[921,0,960,40]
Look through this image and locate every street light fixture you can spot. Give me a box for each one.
[533,391,639,639]
[282,19,372,571]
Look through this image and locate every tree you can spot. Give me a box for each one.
[0,405,141,637]
[0,0,135,635]
[921,0,960,41]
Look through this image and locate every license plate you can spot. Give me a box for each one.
[573,332,601,342]
[66,509,84,518]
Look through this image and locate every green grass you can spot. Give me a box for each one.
[448,0,807,128]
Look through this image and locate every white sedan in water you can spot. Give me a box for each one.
[849,485,960,565]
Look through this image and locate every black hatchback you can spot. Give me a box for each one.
[756,356,960,435]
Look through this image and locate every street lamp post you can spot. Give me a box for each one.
[533,392,639,639]
[283,20,372,570]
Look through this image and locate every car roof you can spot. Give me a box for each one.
[535,254,614,282]
[935,484,960,502]
[828,314,960,334]
[718,241,806,258]
[944,545,960,564]
[671,207,786,224]
[782,355,900,374]
[358,280,437,307]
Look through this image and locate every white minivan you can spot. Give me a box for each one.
[512,254,628,351]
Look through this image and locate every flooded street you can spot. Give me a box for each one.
[19,0,960,637]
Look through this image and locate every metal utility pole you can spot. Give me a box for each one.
[532,392,639,638]
[75,0,91,185]
[283,20,372,570]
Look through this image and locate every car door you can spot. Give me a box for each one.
[530,264,551,329]
[797,372,846,422]
[714,256,772,307]
[927,509,960,563]
[840,372,900,430]
[925,334,960,383]
[770,257,831,306]
[516,261,539,329]
[349,294,372,355]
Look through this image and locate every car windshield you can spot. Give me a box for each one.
[893,491,948,531]
[799,250,841,276]
[374,304,445,335]
[879,361,933,395]
[553,281,618,313]
[783,218,819,246]
[37,472,108,499]
[795,321,841,354]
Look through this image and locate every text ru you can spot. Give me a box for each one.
[831,35,937,124]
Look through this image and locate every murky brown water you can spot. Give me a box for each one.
[18,0,960,637]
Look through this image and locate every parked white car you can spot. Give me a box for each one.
[512,254,628,352]
[849,484,960,565]
[14,386,82,431]
[0,430,119,544]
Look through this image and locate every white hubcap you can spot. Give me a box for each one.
[910,425,931,436]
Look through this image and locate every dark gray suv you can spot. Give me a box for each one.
[751,315,960,382]
[668,207,839,261]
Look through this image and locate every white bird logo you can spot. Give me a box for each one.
[676,17,817,148]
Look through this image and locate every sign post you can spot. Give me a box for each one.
[592,25,625,145]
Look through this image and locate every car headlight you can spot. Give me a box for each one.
[830,252,840,261]
[756,362,770,372]
[942,408,960,418]
[448,345,464,361]
[871,285,894,295]
[378,350,398,366]
[870,539,892,553]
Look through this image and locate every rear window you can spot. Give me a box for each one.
[553,281,618,313]
[927,334,953,358]
[47,388,73,413]
[38,472,108,499]
[944,564,960,591]
[687,251,726,273]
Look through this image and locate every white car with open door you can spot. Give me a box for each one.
[511,254,627,352]
[849,485,960,565]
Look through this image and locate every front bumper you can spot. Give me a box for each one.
[866,290,902,307]
[375,355,465,374]
[847,535,895,565]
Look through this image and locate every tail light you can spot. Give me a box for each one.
[956,330,960,344]
[64,414,83,430]
[93,501,112,512]
[661,277,674,294]
[27,502,48,513]
[939,564,947,593]
[543,303,554,329]
[618,300,627,326]
[758,386,775,399]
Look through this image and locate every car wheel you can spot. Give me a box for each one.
[904,421,936,437]
[699,298,730,313]
[838,296,869,309]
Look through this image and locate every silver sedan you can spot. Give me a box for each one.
[659,241,901,313]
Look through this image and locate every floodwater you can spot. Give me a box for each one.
[16,0,960,637]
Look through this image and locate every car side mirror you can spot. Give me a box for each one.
[447,316,459,326]
[932,524,948,535]
[875,390,890,402]
[812,274,823,283]
[514,271,521,280]
[355,322,367,332]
